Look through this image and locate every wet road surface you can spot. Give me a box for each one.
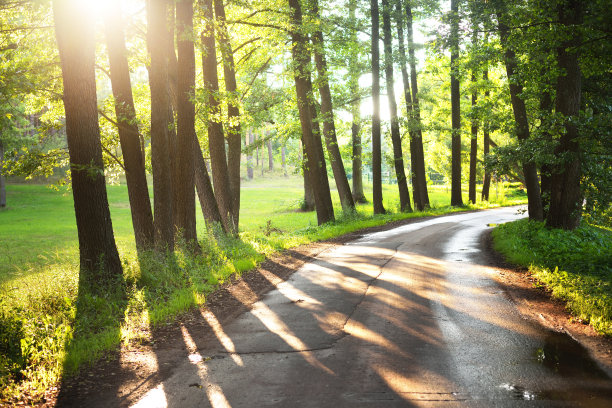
[132,207,612,407]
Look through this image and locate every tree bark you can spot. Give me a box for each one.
[371,0,385,214]
[0,138,6,208]
[308,0,355,212]
[213,0,241,231]
[201,0,235,233]
[481,69,491,201]
[175,0,198,246]
[539,89,553,218]
[53,0,122,279]
[288,0,334,224]
[382,0,411,212]
[547,0,583,230]
[450,0,463,206]
[469,71,478,204]
[193,134,224,229]
[348,0,366,204]
[301,139,315,211]
[148,0,174,250]
[104,0,154,252]
[404,1,429,209]
[495,0,543,220]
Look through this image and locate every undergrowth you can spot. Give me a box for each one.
[492,219,612,336]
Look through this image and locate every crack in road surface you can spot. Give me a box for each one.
[91,207,612,407]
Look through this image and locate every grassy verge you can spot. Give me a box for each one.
[492,219,612,336]
[0,179,526,402]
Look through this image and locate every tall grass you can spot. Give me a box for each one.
[0,178,525,402]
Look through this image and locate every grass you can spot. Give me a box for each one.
[492,219,612,336]
[0,175,526,402]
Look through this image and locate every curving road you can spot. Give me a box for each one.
[132,207,612,407]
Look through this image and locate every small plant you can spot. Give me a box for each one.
[262,219,283,236]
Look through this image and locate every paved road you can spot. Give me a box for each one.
[132,207,612,407]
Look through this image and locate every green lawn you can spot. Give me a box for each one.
[0,176,524,402]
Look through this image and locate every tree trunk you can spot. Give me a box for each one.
[495,1,543,220]
[469,71,478,204]
[405,1,429,209]
[481,68,491,201]
[539,87,553,218]
[348,0,366,204]
[450,0,463,206]
[175,0,198,246]
[371,0,385,214]
[213,0,241,231]
[301,139,315,211]
[53,0,122,279]
[0,138,6,208]
[246,129,254,180]
[194,134,224,229]
[267,138,273,171]
[103,0,154,252]
[201,0,234,233]
[288,0,334,224]
[281,145,288,176]
[148,0,174,251]
[396,2,421,210]
[308,0,355,212]
[382,0,411,212]
[547,0,583,230]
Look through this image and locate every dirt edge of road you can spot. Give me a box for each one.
[37,210,611,407]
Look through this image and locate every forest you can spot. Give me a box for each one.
[0,0,610,403]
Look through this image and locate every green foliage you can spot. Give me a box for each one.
[493,219,612,336]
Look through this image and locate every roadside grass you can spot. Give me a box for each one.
[0,177,526,402]
[492,219,612,336]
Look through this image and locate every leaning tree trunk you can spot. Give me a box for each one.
[481,68,492,201]
[288,0,334,224]
[450,0,463,206]
[301,139,316,211]
[547,0,583,230]
[193,135,224,230]
[214,0,241,231]
[53,0,122,279]
[382,0,411,211]
[371,0,385,214]
[104,0,154,252]
[201,0,234,233]
[405,0,429,209]
[309,0,355,212]
[348,0,366,203]
[469,71,478,205]
[148,0,174,251]
[495,0,543,220]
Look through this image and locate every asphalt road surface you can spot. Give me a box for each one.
[131,207,612,407]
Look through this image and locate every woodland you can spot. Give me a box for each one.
[0,0,610,403]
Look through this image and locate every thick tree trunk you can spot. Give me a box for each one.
[348,0,366,204]
[405,1,429,209]
[539,86,553,218]
[382,0,411,212]
[148,0,174,251]
[0,138,6,208]
[301,139,316,211]
[495,1,543,220]
[104,1,154,252]
[53,0,122,279]
[193,135,224,229]
[547,0,583,230]
[371,0,385,214]
[450,0,463,206]
[396,3,421,210]
[175,0,198,246]
[246,129,254,180]
[201,0,234,233]
[213,0,241,231]
[288,0,334,224]
[469,72,478,204]
[481,69,492,201]
[308,0,355,212]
